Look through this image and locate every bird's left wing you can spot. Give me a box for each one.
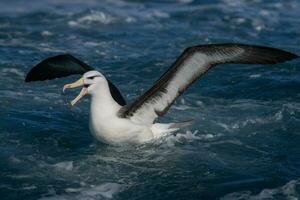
[119,43,298,125]
[25,54,126,106]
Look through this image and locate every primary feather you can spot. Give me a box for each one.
[120,43,298,125]
[25,54,126,106]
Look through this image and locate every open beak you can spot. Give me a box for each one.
[63,77,88,106]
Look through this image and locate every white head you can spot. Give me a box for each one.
[82,71,106,94]
[63,70,106,105]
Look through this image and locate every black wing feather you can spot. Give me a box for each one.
[25,54,126,105]
[120,43,298,124]
[25,54,93,82]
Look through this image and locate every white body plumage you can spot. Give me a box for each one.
[86,72,179,144]
[26,44,298,145]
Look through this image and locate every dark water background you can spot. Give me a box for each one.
[0,0,300,199]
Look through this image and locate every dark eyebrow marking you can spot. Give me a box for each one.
[87,75,101,79]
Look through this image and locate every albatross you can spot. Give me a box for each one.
[25,43,298,144]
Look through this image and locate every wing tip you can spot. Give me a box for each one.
[25,58,50,82]
[24,75,31,82]
[285,52,299,61]
[25,65,40,82]
[240,43,299,64]
[216,43,299,64]
[267,49,299,64]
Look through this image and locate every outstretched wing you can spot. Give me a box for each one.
[119,43,298,124]
[25,54,126,106]
[25,54,93,82]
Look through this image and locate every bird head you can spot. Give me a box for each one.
[63,70,105,106]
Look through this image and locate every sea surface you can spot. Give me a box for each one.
[0,0,300,199]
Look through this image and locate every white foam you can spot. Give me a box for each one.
[172,105,191,111]
[65,188,82,193]
[1,68,25,77]
[41,31,53,36]
[249,74,261,78]
[218,106,287,131]
[177,0,194,4]
[8,155,22,164]
[125,16,136,23]
[69,11,115,27]
[221,179,300,200]
[53,161,73,171]
[40,183,123,200]
[252,19,265,32]
[83,41,103,47]
[235,17,246,24]
[149,10,169,18]
[156,130,219,147]
[81,183,123,198]
[22,185,37,190]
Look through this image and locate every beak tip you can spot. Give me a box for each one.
[63,78,87,107]
[63,85,69,93]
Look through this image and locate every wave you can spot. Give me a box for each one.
[68,11,115,27]
[221,179,300,200]
[40,182,123,200]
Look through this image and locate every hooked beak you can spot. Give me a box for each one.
[63,77,88,106]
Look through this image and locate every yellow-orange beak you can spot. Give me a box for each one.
[63,77,88,106]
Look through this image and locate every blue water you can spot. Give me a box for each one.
[1,0,300,199]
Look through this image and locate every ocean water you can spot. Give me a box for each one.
[0,0,300,199]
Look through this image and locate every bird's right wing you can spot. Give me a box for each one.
[25,54,93,82]
[25,54,126,106]
[119,43,298,125]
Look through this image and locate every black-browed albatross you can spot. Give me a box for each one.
[25,43,298,144]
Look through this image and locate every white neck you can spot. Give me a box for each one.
[88,79,124,143]
[89,80,122,117]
